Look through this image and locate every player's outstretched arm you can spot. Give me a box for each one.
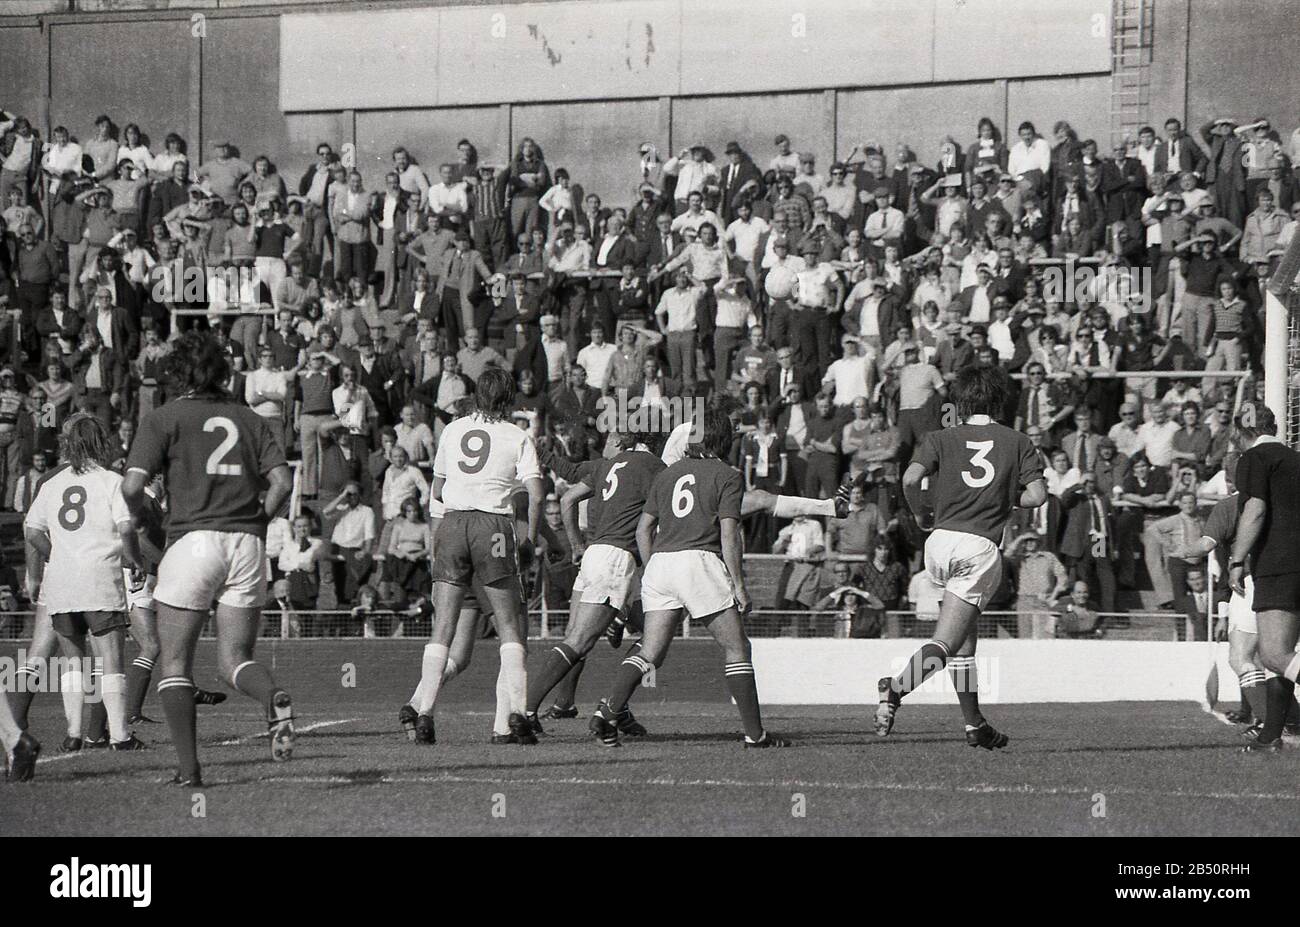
[22,528,49,598]
[720,516,749,614]
[121,469,148,523]
[560,480,593,562]
[1017,478,1048,510]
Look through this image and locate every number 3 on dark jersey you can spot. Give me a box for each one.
[962,440,996,488]
[458,429,491,474]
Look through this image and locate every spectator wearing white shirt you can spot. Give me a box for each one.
[380,444,430,522]
[724,200,770,271]
[863,185,904,253]
[655,267,703,387]
[394,403,436,468]
[822,334,877,408]
[426,163,469,223]
[1136,401,1180,469]
[663,144,719,211]
[711,274,756,394]
[575,324,618,392]
[1007,121,1052,186]
[246,344,297,453]
[324,482,377,606]
[392,146,430,211]
[669,190,723,238]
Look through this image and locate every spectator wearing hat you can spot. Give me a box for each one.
[1174,233,1236,351]
[466,162,508,268]
[792,152,823,199]
[821,334,876,409]
[1196,118,1247,227]
[665,141,717,215]
[717,141,763,225]
[863,185,904,256]
[1008,531,1070,638]
[920,172,968,238]
[434,228,494,348]
[1263,154,1297,215]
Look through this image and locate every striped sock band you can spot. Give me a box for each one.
[157,675,196,693]
[724,661,755,677]
[925,639,952,661]
[16,663,38,689]
[1238,669,1267,689]
[132,657,155,671]
[622,654,652,677]
[552,645,578,667]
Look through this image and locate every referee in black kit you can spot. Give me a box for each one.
[1228,405,1300,751]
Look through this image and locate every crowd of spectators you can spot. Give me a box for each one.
[2,103,1299,638]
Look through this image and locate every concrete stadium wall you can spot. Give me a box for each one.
[751,639,1236,705]
[1,0,1296,208]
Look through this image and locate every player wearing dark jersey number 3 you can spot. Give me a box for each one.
[590,411,790,748]
[876,365,1047,750]
[522,433,665,735]
[121,332,295,787]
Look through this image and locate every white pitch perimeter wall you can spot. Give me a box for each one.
[751,640,1237,705]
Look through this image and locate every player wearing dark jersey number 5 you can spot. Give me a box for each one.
[523,430,665,735]
[590,410,790,749]
[121,333,296,788]
[876,365,1047,750]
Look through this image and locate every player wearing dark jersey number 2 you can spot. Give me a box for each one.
[590,411,790,748]
[522,432,665,735]
[122,332,295,787]
[876,365,1047,750]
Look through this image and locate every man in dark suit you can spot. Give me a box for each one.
[628,355,681,405]
[575,192,610,241]
[638,211,683,304]
[1057,472,1117,614]
[764,346,820,407]
[1156,118,1204,178]
[588,214,641,338]
[1177,563,1225,642]
[411,351,476,427]
[717,141,764,225]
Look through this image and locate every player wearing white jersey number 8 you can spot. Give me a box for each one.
[409,367,545,746]
[122,333,295,787]
[24,413,148,753]
[876,365,1047,750]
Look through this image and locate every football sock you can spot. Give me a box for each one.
[948,655,984,728]
[1258,676,1296,743]
[230,661,278,716]
[126,656,155,718]
[609,653,653,713]
[0,690,21,752]
[415,643,450,715]
[772,495,837,519]
[12,661,40,729]
[493,664,511,735]
[408,656,460,709]
[102,673,128,743]
[60,669,84,738]
[526,643,580,713]
[552,658,585,710]
[84,699,108,743]
[499,642,527,716]
[724,661,765,741]
[892,639,950,698]
[1237,665,1268,722]
[157,676,199,778]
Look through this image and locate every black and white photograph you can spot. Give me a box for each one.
[0,0,1298,877]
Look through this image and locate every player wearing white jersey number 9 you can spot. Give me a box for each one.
[408,367,545,747]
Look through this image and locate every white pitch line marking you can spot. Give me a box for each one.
[118,772,1300,802]
[35,718,363,763]
[214,718,363,746]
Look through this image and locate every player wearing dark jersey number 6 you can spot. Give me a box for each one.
[876,365,1047,749]
[590,410,790,748]
[122,333,296,787]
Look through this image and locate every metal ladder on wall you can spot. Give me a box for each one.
[1109,0,1154,150]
